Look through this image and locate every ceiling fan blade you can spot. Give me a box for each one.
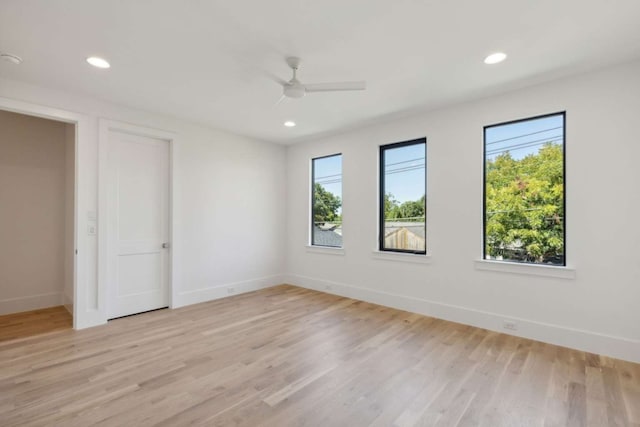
[304,81,366,93]
[264,70,288,87]
[274,94,286,106]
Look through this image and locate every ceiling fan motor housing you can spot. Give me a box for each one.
[284,83,305,98]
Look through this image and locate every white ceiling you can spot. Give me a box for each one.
[1,1,640,144]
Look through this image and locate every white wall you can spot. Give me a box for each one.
[170,122,287,307]
[0,110,69,314]
[285,60,640,363]
[0,77,286,327]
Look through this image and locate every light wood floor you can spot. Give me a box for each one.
[1,285,638,426]
[0,306,72,342]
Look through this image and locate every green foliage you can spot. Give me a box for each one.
[313,183,341,222]
[384,193,399,218]
[385,193,425,221]
[485,143,564,262]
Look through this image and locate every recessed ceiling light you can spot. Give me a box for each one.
[86,56,110,69]
[484,52,507,65]
[1,53,23,65]
[284,121,296,127]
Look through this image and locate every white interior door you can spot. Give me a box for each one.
[107,130,170,319]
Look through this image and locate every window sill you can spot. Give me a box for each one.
[306,245,345,256]
[371,250,432,264]
[474,259,575,279]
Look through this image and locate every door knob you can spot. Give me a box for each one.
[162,242,170,249]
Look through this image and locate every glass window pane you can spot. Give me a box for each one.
[380,140,426,253]
[484,113,565,265]
[311,154,342,247]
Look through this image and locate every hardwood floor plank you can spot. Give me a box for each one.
[0,306,71,343]
[602,366,631,426]
[263,364,338,407]
[0,285,637,427]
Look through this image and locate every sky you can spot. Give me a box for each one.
[313,114,563,210]
[383,142,425,203]
[485,114,564,161]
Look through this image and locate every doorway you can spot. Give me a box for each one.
[0,109,75,336]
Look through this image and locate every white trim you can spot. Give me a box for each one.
[0,293,63,316]
[371,250,432,264]
[474,259,576,279]
[306,245,345,256]
[63,292,74,316]
[98,119,178,320]
[0,96,91,329]
[285,273,639,364]
[174,275,284,307]
[308,158,313,245]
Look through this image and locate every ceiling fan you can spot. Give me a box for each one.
[275,57,366,100]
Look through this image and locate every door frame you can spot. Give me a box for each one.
[0,96,89,329]
[98,119,177,316]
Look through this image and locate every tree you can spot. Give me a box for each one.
[384,193,399,219]
[397,195,425,220]
[485,143,564,262]
[313,183,341,222]
[384,193,425,221]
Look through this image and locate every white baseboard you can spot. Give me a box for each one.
[63,292,73,315]
[173,275,284,308]
[285,273,640,364]
[0,292,64,316]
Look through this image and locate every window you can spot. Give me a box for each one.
[484,112,565,266]
[311,154,342,247]
[379,139,426,254]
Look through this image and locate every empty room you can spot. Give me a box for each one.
[0,1,639,426]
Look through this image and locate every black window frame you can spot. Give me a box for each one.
[378,138,427,255]
[311,153,343,248]
[482,111,566,266]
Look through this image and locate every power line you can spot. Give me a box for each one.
[314,173,342,180]
[488,141,544,156]
[317,157,426,182]
[315,179,342,185]
[385,156,425,167]
[486,140,562,157]
[385,164,425,175]
[317,163,426,183]
[486,126,563,146]
[486,136,562,156]
[491,134,562,152]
